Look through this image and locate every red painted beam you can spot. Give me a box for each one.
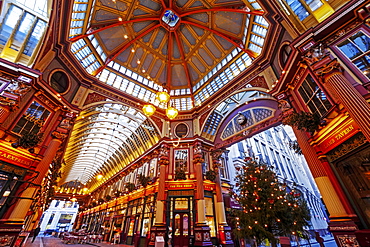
[174,31,195,104]
[167,32,173,90]
[181,20,257,58]
[180,8,264,17]
[160,0,166,9]
[93,24,161,76]
[70,17,159,42]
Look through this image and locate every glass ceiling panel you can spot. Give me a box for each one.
[61,103,160,190]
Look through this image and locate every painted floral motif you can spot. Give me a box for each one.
[195,232,202,241]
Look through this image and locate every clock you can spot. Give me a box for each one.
[236,112,247,125]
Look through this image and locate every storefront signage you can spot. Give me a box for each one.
[167,182,194,190]
[204,184,215,191]
[0,150,33,168]
[319,120,359,153]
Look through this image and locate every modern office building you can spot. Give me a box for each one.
[0,0,369,246]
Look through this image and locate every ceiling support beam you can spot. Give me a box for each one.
[167,32,173,91]
[180,8,264,17]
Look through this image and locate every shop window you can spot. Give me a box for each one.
[12,101,51,135]
[50,71,69,94]
[337,31,370,79]
[205,197,216,237]
[0,173,18,207]
[298,74,332,117]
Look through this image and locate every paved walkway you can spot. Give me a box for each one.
[24,237,133,247]
[24,236,337,247]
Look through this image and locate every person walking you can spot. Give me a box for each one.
[32,226,41,243]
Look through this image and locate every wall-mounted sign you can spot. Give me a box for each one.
[167,182,194,190]
[318,120,359,154]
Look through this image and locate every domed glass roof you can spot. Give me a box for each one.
[69,0,268,111]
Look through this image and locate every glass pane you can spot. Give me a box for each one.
[174,214,180,236]
[305,0,323,11]
[11,13,35,51]
[338,40,362,59]
[353,56,370,78]
[0,5,23,45]
[175,198,188,210]
[183,214,188,236]
[351,32,370,52]
[23,19,46,56]
[174,149,188,171]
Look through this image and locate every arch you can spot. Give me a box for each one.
[200,88,276,140]
[60,102,161,188]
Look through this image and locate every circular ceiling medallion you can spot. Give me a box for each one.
[175,123,188,138]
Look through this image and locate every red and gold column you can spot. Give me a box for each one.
[211,149,233,247]
[293,128,359,245]
[193,142,212,247]
[149,144,169,247]
[5,132,64,223]
[314,58,370,141]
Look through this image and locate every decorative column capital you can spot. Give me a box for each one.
[210,148,225,162]
[314,59,342,82]
[158,143,169,165]
[51,130,67,140]
[193,142,204,164]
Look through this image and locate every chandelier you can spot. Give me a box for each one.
[142,90,178,119]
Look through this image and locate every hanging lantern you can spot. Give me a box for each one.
[156,91,170,104]
[142,104,156,117]
[166,106,178,120]
[96,174,103,180]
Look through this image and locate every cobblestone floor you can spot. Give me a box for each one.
[24,237,133,247]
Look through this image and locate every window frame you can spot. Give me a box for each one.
[331,26,370,83]
[295,71,334,117]
[11,99,53,136]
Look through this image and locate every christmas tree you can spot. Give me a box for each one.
[231,157,311,246]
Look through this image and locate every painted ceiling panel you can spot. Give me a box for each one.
[188,13,208,24]
[95,9,120,21]
[116,47,131,63]
[191,56,206,73]
[215,12,244,35]
[98,26,125,51]
[100,0,127,10]
[139,0,161,10]
[205,39,222,58]
[198,48,214,66]
[172,64,188,87]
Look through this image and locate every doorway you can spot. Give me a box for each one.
[167,196,194,247]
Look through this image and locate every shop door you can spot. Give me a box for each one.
[172,212,189,247]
